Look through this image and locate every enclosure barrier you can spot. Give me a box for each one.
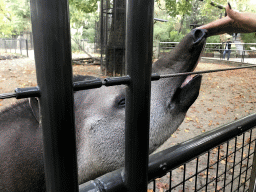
[158,42,256,63]
[1,0,256,191]
[0,38,29,57]
[79,113,256,191]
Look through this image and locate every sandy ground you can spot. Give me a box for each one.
[1,52,256,191]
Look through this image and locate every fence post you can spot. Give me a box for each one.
[4,40,6,53]
[26,39,28,57]
[30,0,78,191]
[19,39,22,55]
[124,0,154,191]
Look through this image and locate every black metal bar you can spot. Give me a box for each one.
[30,0,78,191]
[2,62,256,100]
[26,39,28,57]
[169,171,172,191]
[223,141,229,192]
[73,78,102,91]
[104,76,131,86]
[238,133,246,189]
[205,151,210,192]
[160,65,256,79]
[195,157,199,191]
[249,141,256,192]
[100,0,104,75]
[244,129,253,192]
[15,87,40,99]
[183,164,186,192]
[124,0,154,191]
[231,137,237,191]
[79,113,256,192]
[153,18,168,22]
[215,145,220,191]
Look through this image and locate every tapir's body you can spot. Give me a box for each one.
[0,29,206,191]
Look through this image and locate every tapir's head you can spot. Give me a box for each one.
[149,28,206,152]
[74,29,207,182]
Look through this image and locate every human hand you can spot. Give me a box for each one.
[198,3,256,36]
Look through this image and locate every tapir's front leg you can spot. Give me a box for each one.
[198,3,256,36]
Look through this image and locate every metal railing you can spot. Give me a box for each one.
[0,38,29,57]
[79,113,256,191]
[158,42,256,64]
[1,0,256,191]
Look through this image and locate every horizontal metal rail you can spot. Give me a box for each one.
[79,113,256,191]
[160,65,256,78]
[1,64,256,100]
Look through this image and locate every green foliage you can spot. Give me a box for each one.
[0,0,13,37]
[69,3,99,43]
[0,0,31,38]
[206,35,221,43]
[240,33,256,49]
[169,30,185,42]
[157,0,192,17]
[154,21,173,41]
[241,33,256,44]
[69,0,98,13]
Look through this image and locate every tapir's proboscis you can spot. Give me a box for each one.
[0,29,207,191]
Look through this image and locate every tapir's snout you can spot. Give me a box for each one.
[191,29,208,45]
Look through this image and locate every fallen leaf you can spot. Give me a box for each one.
[156,182,169,189]
[184,128,190,133]
[246,138,251,144]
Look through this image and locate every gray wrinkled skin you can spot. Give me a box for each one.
[0,29,206,191]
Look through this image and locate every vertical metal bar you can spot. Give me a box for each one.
[238,133,246,190]
[100,0,104,75]
[249,140,256,192]
[183,164,186,192]
[195,157,199,191]
[105,0,109,76]
[223,141,230,192]
[231,137,238,191]
[169,171,172,191]
[30,0,78,191]
[205,151,210,192]
[26,39,28,57]
[20,39,22,55]
[215,146,220,191]
[4,40,6,53]
[244,129,253,192]
[124,0,154,191]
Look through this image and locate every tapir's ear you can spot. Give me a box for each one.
[29,97,40,123]
[173,75,202,112]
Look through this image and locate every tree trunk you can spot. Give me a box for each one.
[106,0,126,76]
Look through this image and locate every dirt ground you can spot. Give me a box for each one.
[1,52,256,191]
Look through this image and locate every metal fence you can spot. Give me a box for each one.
[1,0,256,191]
[158,42,256,63]
[0,38,29,57]
[148,115,256,192]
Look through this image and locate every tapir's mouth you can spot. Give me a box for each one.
[181,46,205,88]
[181,29,207,88]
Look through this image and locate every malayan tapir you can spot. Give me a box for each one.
[0,28,207,191]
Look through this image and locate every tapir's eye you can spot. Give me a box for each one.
[118,98,125,107]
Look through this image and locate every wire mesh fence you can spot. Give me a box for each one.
[148,127,256,192]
